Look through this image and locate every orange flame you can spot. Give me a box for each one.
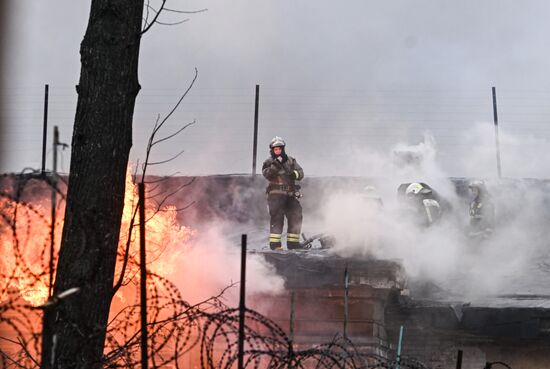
[1,167,194,306]
[0,187,63,306]
[115,168,195,291]
[1,169,197,367]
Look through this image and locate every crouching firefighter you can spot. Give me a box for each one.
[262,136,304,250]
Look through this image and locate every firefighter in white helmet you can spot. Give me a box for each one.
[402,182,443,226]
[262,136,304,250]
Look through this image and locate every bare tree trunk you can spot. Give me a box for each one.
[41,1,144,368]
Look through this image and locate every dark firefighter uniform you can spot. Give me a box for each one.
[401,182,447,227]
[262,136,304,250]
[468,180,495,238]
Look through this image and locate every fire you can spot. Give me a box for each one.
[1,168,197,367]
[0,180,64,307]
[0,168,194,306]
[115,168,195,289]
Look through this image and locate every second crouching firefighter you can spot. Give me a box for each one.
[262,136,304,250]
[468,180,495,238]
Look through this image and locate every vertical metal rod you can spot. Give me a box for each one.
[48,126,59,297]
[343,265,349,341]
[238,234,247,369]
[395,325,404,369]
[492,86,502,178]
[456,349,463,369]
[252,85,260,176]
[289,291,295,343]
[52,126,58,177]
[41,84,49,174]
[138,183,148,369]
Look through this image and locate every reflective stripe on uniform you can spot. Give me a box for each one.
[293,170,300,179]
[287,233,301,242]
[268,190,290,196]
[269,233,282,242]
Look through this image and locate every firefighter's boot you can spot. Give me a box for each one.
[269,233,283,250]
[287,233,302,250]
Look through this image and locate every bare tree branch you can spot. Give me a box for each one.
[0,349,29,369]
[142,3,207,32]
[155,19,189,26]
[163,7,208,14]
[143,0,151,27]
[143,172,182,184]
[149,178,195,208]
[141,68,198,179]
[141,0,167,35]
[17,336,40,367]
[147,149,186,166]
[111,201,140,296]
[167,201,196,213]
[151,120,195,148]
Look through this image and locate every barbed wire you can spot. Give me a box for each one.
[0,171,431,369]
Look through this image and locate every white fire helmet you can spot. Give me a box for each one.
[468,179,485,189]
[269,136,286,149]
[469,179,486,196]
[406,182,427,196]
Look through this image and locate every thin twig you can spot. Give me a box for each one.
[17,336,40,367]
[0,350,29,369]
[163,7,208,14]
[148,149,186,166]
[141,68,198,179]
[143,172,182,184]
[151,121,195,147]
[141,0,167,35]
[155,19,189,26]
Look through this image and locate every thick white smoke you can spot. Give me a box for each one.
[170,222,285,306]
[312,124,550,306]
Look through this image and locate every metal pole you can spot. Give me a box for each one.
[343,265,349,341]
[48,126,59,297]
[492,87,502,178]
[289,291,295,343]
[238,234,247,369]
[41,84,49,174]
[138,183,148,369]
[252,85,260,176]
[395,325,404,369]
[456,349,463,369]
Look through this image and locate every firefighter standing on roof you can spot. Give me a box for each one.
[262,137,304,250]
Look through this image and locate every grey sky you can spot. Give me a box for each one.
[3,0,550,177]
